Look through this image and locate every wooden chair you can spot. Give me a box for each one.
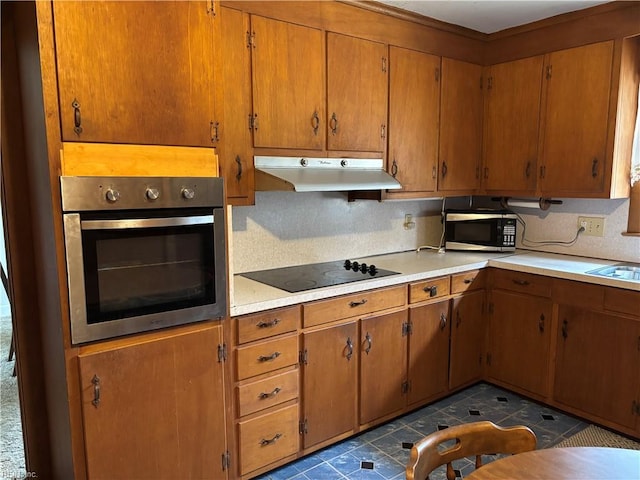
[406,421,537,480]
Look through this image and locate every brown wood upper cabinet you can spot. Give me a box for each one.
[483,56,543,195]
[53,1,218,147]
[438,58,484,194]
[327,33,388,154]
[250,15,324,150]
[387,47,441,197]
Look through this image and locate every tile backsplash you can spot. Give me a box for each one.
[230,193,640,275]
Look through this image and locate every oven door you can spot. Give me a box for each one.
[63,208,227,344]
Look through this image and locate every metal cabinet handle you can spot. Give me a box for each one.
[258,352,281,362]
[525,161,531,178]
[235,155,243,181]
[346,337,353,361]
[260,433,282,446]
[256,318,280,329]
[512,279,530,286]
[391,159,398,178]
[592,158,599,178]
[349,299,367,308]
[330,113,338,135]
[463,278,473,284]
[258,387,281,400]
[364,332,372,355]
[72,99,83,135]
[423,285,438,297]
[441,161,448,178]
[539,314,545,333]
[439,313,447,330]
[91,374,100,408]
[311,111,320,136]
[484,167,489,180]
[381,124,386,140]
[432,165,437,179]
[562,319,568,339]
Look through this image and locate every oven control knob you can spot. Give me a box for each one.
[181,188,195,200]
[343,260,352,269]
[359,263,368,273]
[105,188,120,203]
[351,261,360,272]
[146,187,160,201]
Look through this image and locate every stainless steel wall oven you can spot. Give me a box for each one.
[61,176,227,344]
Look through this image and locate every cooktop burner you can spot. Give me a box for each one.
[240,259,400,293]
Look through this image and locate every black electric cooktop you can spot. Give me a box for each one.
[240,259,400,293]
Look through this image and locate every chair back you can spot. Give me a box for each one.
[406,421,537,480]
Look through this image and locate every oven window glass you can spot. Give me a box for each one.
[81,224,215,324]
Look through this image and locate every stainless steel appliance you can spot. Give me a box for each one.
[61,176,227,344]
[240,259,399,293]
[444,210,517,252]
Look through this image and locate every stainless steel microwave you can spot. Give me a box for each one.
[444,210,517,252]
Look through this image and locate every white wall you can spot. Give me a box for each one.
[0,200,10,318]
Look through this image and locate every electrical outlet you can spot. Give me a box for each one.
[404,214,416,230]
[578,216,605,237]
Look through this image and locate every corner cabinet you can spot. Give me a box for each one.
[53,1,219,147]
[77,324,228,480]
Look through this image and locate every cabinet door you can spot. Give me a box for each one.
[78,325,226,480]
[301,322,357,449]
[360,310,408,425]
[251,15,324,150]
[488,290,552,398]
[218,7,253,204]
[449,290,485,390]
[439,58,483,193]
[539,41,613,195]
[407,301,450,406]
[554,305,640,430]
[483,56,543,194]
[54,1,217,147]
[327,33,387,153]
[388,47,440,194]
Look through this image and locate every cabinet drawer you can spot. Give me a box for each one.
[303,285,406,328]
[237,369,299,417]
[604,287,639,317]
[451,269,486,293]
[491,270,551,297]
[237,306,300,344]
[238,404,299,475]
[553,279,604,311]
[409,276,450,303]
[236,335,299,380]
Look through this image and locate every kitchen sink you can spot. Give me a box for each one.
[587,263,640,281]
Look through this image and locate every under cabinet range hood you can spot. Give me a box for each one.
[254,156,402,192]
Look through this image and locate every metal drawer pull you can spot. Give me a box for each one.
[463,278,473,284]
[539,314,545,333]
[260,433,282,446]
[256,318,280,329]
[512,279,530,286]
[423,285,437,297]
[258,352,281,362]
[91,375,100,407]
[439,313,447,331]
[364,332,372,354]
[258,387,281,400]
[346,337,354,361]
[349,299,367,307]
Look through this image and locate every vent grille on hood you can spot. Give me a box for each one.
[254,156,402,192]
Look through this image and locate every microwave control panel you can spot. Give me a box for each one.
[501,219,517,247]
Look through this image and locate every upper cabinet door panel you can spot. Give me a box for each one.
[388,47,440,194]
[439,58,483,192]
[54,1,217,147]
[327,33,388,153]
[484,56,543,193]
[251,15,324,150]
[539,41,613,194]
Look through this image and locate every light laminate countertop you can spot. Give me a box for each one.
[230,250,638,317]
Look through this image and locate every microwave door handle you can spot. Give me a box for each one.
[80,215,214,230]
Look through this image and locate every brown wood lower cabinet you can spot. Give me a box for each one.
[449,289,485,390]
[301,321,358,449]
[554,304,640,432]
[360,309,408,424]
[407,301,450,406]
[78,324,227,480]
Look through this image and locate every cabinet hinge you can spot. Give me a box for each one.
[221,451,230,471]
[402,322,412,336]
[248,113,259,131]
[207,0,215,16]
[299,419,308,435]
[210,121,220,143]
[247,31,256,49]
[401,381,410,394]
[299,349,308,365]
[435,67,440,82]
[487,76,493,90]
[546,65,553,79]
[217,343,227,363]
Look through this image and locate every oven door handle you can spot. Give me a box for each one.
[80,215,214,230]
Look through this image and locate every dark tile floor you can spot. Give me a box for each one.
[257,382,589,480]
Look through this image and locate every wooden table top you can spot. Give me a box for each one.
[465,447,640,480]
